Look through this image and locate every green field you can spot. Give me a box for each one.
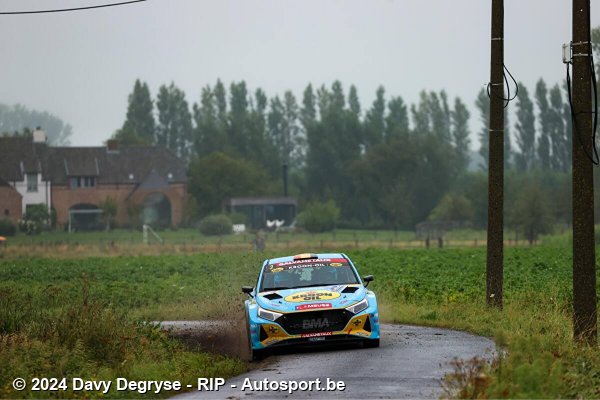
[1,246,599,398]
[0,227,537,260]
[3,227,483,246]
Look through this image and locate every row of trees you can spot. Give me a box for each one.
[111,27,599,232]
[115,79,475,227]
[113,78,578,229]
[476,80,573,173]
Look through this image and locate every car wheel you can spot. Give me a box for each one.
[245,311,268,361]
[363,338,380,348]
[251,348,267,361]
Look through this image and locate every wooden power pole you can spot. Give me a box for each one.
[571,0,597,343]
[486,0,504,308]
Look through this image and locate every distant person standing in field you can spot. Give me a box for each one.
[253,230,266,251]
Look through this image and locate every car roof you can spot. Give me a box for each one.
[265,253,347,265]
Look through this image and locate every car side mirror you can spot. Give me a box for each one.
[363,275,374,287]
[242,286,254,297]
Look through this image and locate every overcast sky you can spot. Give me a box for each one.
[0,0,598,147]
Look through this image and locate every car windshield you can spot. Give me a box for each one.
[260,257,359,292]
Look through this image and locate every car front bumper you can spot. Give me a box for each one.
[248,307,380,350]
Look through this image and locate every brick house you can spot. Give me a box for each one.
[0,177,22,222]
[0,134,187,230]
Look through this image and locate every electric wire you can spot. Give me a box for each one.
[0,0,146,15]
[485,1,518,109]
[487,65,519,108]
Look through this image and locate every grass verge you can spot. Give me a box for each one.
[0,279,245,399]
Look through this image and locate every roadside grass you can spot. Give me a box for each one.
[354,247,600,399]
[0,246,599,398]
[0,282,245,399]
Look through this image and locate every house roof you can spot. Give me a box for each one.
[0,136,44,181]
[0,136,187,185]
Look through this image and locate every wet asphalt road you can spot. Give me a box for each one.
[163,322,495,399]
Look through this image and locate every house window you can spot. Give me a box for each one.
[70,176,97,189]
[26,173,38,192]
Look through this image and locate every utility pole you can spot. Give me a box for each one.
[486,0,504,308]
[571,0,597,343]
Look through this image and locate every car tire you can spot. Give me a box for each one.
[251,348,268,361]
[363,338,380,348]
[245,310,268,361]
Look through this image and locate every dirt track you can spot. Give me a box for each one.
[161,321,496,399]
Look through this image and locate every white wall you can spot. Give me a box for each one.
[11,173,52,214]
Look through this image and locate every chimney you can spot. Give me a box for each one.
[32,127,46,143]
[107,139,119,152]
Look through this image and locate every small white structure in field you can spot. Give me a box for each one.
[233,224,246,234]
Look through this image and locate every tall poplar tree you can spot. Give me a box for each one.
[193,86,222,157]
[476,88,490,170]
[549,84,568,171]
[451,97,471,172]
[514,83,537,172]
[156,82,193,161]
[535,79,551,170]
[386,96,410,141]
[117,79,155,144]
[228,81,250,158]
[364,86,386,149]
[411,91,432,136]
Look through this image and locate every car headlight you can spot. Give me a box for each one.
[257,307,283,321]
[346,298,368,314]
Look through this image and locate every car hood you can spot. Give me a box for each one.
[256,284,366,312]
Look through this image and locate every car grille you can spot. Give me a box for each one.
[276,309,352,335]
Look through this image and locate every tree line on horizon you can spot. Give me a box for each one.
[114,76,579,175]
[112,68,597,238]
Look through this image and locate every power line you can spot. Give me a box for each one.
[487,64,519,109]
[0,0,147,15]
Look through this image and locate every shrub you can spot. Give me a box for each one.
[428,193,474,225]
[296,200,340,233]
[198,214,233,236]
[19,204,50,235]
[0,218,16,236]
[229,212,248,225]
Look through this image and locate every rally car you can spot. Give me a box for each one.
[242,253,380,360]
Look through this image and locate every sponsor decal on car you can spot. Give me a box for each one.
[302,317,331,330]
[276,258,335,267]
[284,290,341,303]
[295,303,332,311]
[300,331,333,338]
[265,258,350,272]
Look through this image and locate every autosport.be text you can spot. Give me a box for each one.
[240,378,345,394]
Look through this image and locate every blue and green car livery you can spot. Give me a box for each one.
[242,253,380,360]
